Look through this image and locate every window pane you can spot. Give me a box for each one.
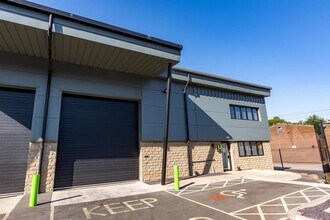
[244,142,251,156]
[247,108,253,120]
[252,108,258,121]
[257,142,264,155]
[235,106,241,119]
[238,142,245,156]
[251,142,258,156]
[230,106,235,119]
[241,107,247,120]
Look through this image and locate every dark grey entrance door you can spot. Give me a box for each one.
[222,142,232,171]
[55,94,139,189]
[0,87,35,194]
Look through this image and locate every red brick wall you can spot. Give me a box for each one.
[270,124,325,163]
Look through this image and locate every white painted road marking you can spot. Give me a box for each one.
[82,197,157,219]
[189,217,213,220]
[169,179,330,220]
[231,186,330,219]
[165,190,245,220]
[220,189,247,199]
[171,178,255,196]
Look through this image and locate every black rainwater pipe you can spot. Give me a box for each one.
[161,63,172,185]
[37,14,54,177]
[183,73,193,176]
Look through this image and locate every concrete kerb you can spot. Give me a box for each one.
[287,195,330,220]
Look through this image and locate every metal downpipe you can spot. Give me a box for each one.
[37,14,54,177]
[161,63,173,185]
[183,73,193,176]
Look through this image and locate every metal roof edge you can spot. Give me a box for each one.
[2,0,183,51]
[173,66,272,91]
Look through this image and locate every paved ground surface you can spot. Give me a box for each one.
[274,162,325,183]
[5,193,52,220]
[51,181,161,206]
[273,163,323,171]
[4,177,330,220]
[0,194,23,219]
[300,199,330,219]
[288,194,330,220]
[157,170,302,191]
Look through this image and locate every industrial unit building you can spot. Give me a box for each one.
[0,0,273,195]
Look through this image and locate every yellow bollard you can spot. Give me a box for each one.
[174,165,180,190]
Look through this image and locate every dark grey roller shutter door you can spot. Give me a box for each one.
[0,87,35,194]
[55,94,139,189]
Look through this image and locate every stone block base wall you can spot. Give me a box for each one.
[190,142,224,175]
[22,141,273,193]
[24,142,58,194]
[140,142,223,182]
[230,142,274,171]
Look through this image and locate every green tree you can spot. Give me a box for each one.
[268,116,287,126]
[304,114,326,134]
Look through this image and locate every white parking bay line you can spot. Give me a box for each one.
[300,191,311,202]
[50,206,55,220]
[231,186,315,216]
[257,206,265,220]
[315,186,330,195]
[165,190,244,220]
[2,213,9,220]
[179,178,256,196]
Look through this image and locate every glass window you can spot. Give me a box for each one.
[252,108,258,121]
[251,142,258,156]
[239,141,264,157]
[244,142,251,156]
[238,142,245,156]
[234,106,241,119]
[230,105,259,121]
[247,108,253,120]
[241,107,247,120]
[257,142,264,155]
[230,106,235,119]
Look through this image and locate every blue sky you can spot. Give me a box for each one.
[31,0,330,122]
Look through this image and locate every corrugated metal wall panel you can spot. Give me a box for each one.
[55,94,139,189]
[0,87,35,194]
[190,85,265,104]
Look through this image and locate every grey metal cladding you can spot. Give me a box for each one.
[142,79,270,142]
[0,52,270,143]
[167,68,271,97]
[190,85,265,104]
[0,87,35,194]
